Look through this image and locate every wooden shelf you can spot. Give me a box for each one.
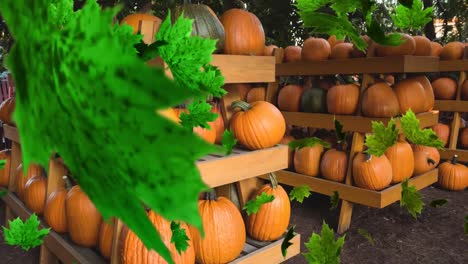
[3,124,19,143]
[439,59,468,72]
[276,56,439,76]
[260,169,438,209]
[281,111,439,133]
[439,148,468,162]
[0,189,106,264]
[434,100,468,112]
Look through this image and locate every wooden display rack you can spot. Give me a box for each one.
[433,47,468,162]
[265,47,440,234]
[0,20,300,264]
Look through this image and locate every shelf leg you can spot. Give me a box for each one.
[5,141,22,225]
[39,245,59,264]
[110,219,124,264]
[235,177,265,209]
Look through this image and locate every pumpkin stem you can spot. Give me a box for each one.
[427,158,436,165]
[62,176,73,190]
[364,152,372,162]
[204,190,218,201]
[451,154,458,164]
[268,173,279,189]
[335,74,346,84]
[397,133,406,142]
[231,100,252,111]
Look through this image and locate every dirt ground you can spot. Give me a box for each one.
[0,186,467,264]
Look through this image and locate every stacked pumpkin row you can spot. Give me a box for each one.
[275,34,467,63]
[275,74,435,118]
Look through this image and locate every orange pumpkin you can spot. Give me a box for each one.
[44,176,72,233]
[0,149,11,187]
[230,101,286,150]
[15,164,44,200]
[412,75,435,111]
[437,155,467,191]
[375,33,416,56]
[393,78,427,114]
[121,13,162,35]
[327,83,360,115]
[226,83,251,101]
[430,41,443,57]
[462,80,468,100]
[361,82,399,117]
[221,8,265,55]
[440,42,465,60]
[246,173,291,241]
[174,108,216,144]
[246,86,266,103]
[330,43,354,59]
[459,127,468,149]
[431,123,450,147]
[66,185,103,247]
[23,175,47,215]
[277,85,304,112]
[320,147,348,182]
[157,108,180,123]
[384,135,415,184]
[280,135,295,170]
[412,36,432,56]
[189,191,246,264]
[431,77,457,100]
[210,102,225,144]
[352,153,392,191]
[412,145,440,175]
[98,218,115,259]
[120,210,195,264]
[283,46,302,62]
[327,35,345,49]
[293,144,324,177]
[302,37,331,61]
[351,35,372,58]
[264,45,279,56]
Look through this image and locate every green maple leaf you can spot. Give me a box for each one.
[334,118,346,143]
[0,159,6,169]
[243,192,275,215]
[0,1,225,263]
[289,185,311,203]
[400,179,424,218]
[180,101,218,130]
[281,225,296,257]
[358,228,375,246]
[400,110,445,149]
[330,191,340,210]
[367,18,405,46]
[303,221,345,264]
[221,129,237,155]
[170,221,190,254]
[0,189,7,197]
[430,199,448,208]
[48,0,74,28]
[391,0,434,32]
[2,214,50,251]
[364,118,399,157]
[288,137,331,150]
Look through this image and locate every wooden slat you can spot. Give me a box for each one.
[1,190,105,264]
[230,234,301,264]
[439,148,468,162]
[434,100,468,112]
[197,145,288,188]
[276,55,439,76]
[262,169,438,208]
[439,60,468,72]
[3,124,19,143]
[281,111,439,133]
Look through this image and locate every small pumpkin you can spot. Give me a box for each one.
[230,101,286,150]
[352,153,392,191]
[15,164,44,200]
[221,8,265,55]
[172,2,225,52]
[327,83,360,115]
[327,35,345,49]
[44,176,73,233]
[412,36,432,56]
[375,33,416,56]
[430,41,443,57]
[302,37,331,61]
[431,77,457,100]
[66,185,103,247]
[264,45,279,56]
[189,191,246,264]
[320,146,348,182]
[361,82,399,118]
[431,123,450,147]
[412,75,435,111]
[226,83,251,101]
[440,42,465,60]
[120,210,195,264]
[462,80,468,100]
[459,127,468,149]
[384,135,415,184]
[174,108,216,144]
[437,155,467,191]
[330,43,354,60]
[293,143,324,177]
[300,86,327,113]
[412,145,440,175]
[246,86,266,103]
[280,135,295,170]
[283,46,302,62]
[98,218,115,259]
[393,78,427,114]
[246,173,291,241]
[0,149,11,187]
[277,84,304,112]
[23,175,47,215]
[120,13,162,35]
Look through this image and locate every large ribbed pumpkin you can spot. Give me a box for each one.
[320,147,348,182]
[66,185,103,247]
[230,101,286,150]
[430,42,443,56]
[15,164,44,200]
[120,210,195,264]
[412,145,440,175]
[412,36,432,56]
[172,3,225,52]
[283,46,302,62]
[384,135,414,184]
[352,153,392,191]
[246,173,290,241]
[43,176,72,233]
[412,75,434,111]
[302,37,331,61]
[375,33,416,56]
[277,84,304,112]
[361,82,399,117]
[220,8,265,55]
[393,78,426,114]
[0,149,11,187]
[99,218,115,259]
[327,83,360,115]
[437,155,467,191]
[246,86,266,103]
[432,77,457,100]
[23,175,47,215]
[440,42,465,60]
[294,144,324,177]
[120,13,162,34]
[189,191,246,264]
[431,123,450,147]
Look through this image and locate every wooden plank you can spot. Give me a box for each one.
[281,111,439,133]
[197,145,288,188]
[1,191,105,264]
[262,169,438,209]
[439,60,468,72]
[439,148,468,162]
[230,234,301,264]
[5,141,22,225]
[276,56,439,76]
[434,100,468,112]
[3,124,19,143]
